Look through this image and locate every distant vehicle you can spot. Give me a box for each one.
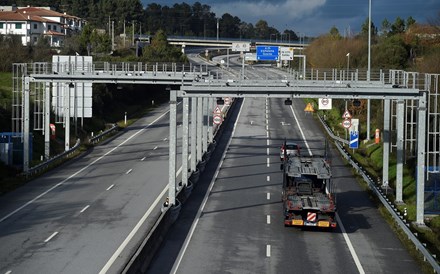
[280,140,300,161]
[281,155,336,228]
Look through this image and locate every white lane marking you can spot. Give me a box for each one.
[5,270,12,274]
[153,146,158,150]
[266,131,269,138]
[163,138,168,141]
[266,245,271,257]
[289,105,313,156]
[171,98,246,274]
[267,215,271,224]
[267,139,270,146]
[267,176,270,182]
[0,108,172,223]
[290,102,364,274]
[267,193,271,200]
[80,205,90,213]
[106,184,114,191]
[126,169,133,174]
[267,148,270,155]
[266,125,269,131]
[44,231,59,243]
[267,158,270,167]
[100,151,186,273]
[336,214,365,274]
[141,157,146,161]
[99,184,168,274]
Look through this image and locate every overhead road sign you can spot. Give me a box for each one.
[232,42,251,52]
[280,47,294,61]
[319,98,332,110]
[256,46,279,61]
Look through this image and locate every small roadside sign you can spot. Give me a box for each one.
[280,47,294,61]
[342,118,351,129]
[304,103,314,112]
[213,105,222,114]
[350,131,359,149]
[224,97,231,106]
[342,110,352,119]
[213,115,222,125]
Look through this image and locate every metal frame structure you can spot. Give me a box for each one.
[10,62,435,225]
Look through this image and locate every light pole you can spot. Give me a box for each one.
[346,53,350,81]
[216,18,219,41]
[367,0,372,139]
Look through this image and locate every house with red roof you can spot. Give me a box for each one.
[0,6,85,47]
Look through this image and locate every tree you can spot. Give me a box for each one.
[254,20,270,40]
[141,29,186,62]
[360,18,377,37]
[390,17,405,35]
[406,16,416,30]
[372,35,408,69]
[329,26,341,39]
[381,19,391,36]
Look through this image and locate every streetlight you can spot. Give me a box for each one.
[367,0,372,140]
[346,53,350,81]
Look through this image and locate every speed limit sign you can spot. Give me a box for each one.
[342,118,351,129]
[213,115,222,125]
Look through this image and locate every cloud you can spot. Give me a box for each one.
[210,0,327,22]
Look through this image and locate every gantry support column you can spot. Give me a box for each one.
[191,98,197,171]
[416,91,427,225]
[202,97,208,153]
[208,98,213,143]
[382,99,391,186]
[44,82,51,160]
[181,97,189,187]
[197,97,203,161]
[23,77,30,173]
[396,100,405,203]
[64,83,71,151]
[168,90,177,206]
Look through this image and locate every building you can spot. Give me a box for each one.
[0,6,85,47]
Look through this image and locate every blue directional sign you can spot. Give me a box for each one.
[256,46,279,61]
[350,131,359,149]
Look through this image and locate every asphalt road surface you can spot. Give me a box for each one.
[147,95,421,274]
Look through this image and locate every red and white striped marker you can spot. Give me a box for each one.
[307,212,317,222]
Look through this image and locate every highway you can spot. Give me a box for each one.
[0,52,421,274]
[0,103,185,274]
[147,59,421,273]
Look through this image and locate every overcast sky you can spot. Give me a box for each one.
[142,0,439,37]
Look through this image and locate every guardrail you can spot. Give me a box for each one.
[89,123,119,145]
[25,139,81,177]
[318,114,440,273]
[25,123,120,177]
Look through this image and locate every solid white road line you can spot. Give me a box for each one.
[290,102,365,274]
[80,205,90,213]
[100,151,187,274]
[141,157,146,161]
[266,245,271,257]
[0,108,172,223]
[44,231,59,243]
[289,105,313,156]
[171,98,246,274]
[5,270,12,274]
[106,184,114,191]
[336,214,365,274]
[126,169,133,174]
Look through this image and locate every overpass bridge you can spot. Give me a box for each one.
[166,36,308,52]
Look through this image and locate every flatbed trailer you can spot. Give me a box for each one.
[281,155,336,228]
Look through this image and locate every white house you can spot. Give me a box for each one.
[0,6,85,47]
